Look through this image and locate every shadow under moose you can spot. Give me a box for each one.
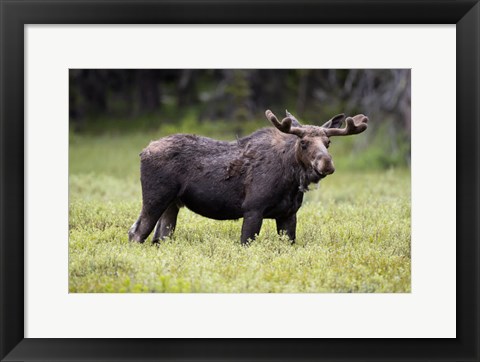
[128,110,368,245]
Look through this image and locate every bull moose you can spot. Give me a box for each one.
[128,110,368,245]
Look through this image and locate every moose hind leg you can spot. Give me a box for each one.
[129,196,175,243]
[128,215,141,241]
[240,211,263,245]
[276,214,297,243]
[152,202,180,243]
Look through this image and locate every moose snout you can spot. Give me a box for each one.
[314,156,335,177]
[323,166,335,175]
[318,165,335,177]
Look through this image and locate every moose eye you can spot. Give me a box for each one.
[300,140,308,149]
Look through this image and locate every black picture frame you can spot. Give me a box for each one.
[1,1,479,361]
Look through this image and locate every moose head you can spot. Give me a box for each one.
[265,109,368,183]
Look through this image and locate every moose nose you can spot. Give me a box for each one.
[324,167,335,175]
[321,157,335,175]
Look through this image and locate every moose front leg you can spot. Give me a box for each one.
[241,211,263,245]
[276,214,297,243]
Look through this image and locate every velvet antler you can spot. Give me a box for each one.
[265,110,305,137]
[324,114,368,137]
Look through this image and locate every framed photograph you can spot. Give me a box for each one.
[1,1,479,361]
[68,68,409,294]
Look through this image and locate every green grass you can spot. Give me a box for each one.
[69,127,411,293]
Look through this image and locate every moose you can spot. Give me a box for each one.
[128,110,368,245]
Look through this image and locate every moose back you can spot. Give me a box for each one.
[128,110,368,244]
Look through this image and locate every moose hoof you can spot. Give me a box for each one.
[128,229,145,243]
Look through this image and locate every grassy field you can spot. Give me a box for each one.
[69,127,411,293]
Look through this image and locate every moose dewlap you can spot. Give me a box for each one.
[128,110,368,245]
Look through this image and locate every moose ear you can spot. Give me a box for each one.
[285,110,302,127]
[321,114,345,129]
